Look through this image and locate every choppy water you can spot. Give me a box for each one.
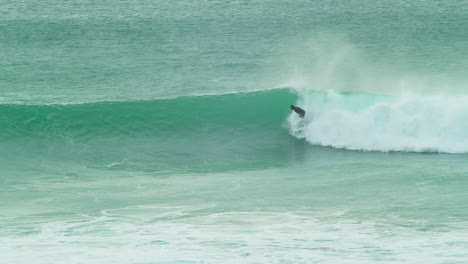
[2,1,468,263]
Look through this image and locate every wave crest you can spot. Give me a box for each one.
[289,90,468,153]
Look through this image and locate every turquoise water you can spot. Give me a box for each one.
[2,1,468,263]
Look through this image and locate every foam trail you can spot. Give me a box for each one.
[289,90,468,153]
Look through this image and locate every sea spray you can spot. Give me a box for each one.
[276,35,468,98]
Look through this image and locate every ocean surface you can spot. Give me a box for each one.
[2,1,468,263]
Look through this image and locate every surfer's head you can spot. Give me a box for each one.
[290,105,294,109]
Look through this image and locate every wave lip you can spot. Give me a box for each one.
[289,90,468,153]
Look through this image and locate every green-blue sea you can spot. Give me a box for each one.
[2,1,468,263]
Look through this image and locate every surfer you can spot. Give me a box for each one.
[290,105,305,118]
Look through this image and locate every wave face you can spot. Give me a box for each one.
[289,90,468,153]
[2,90,293,138]
[2,89,299,173]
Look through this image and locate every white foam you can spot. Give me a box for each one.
[2,209,468,264]
[289,91,468,153]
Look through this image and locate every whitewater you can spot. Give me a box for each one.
[289,90,468,153]
[2,0,468,263]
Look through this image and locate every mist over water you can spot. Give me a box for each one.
[277,34,468,96]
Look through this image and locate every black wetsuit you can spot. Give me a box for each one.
[291,105,305,117]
